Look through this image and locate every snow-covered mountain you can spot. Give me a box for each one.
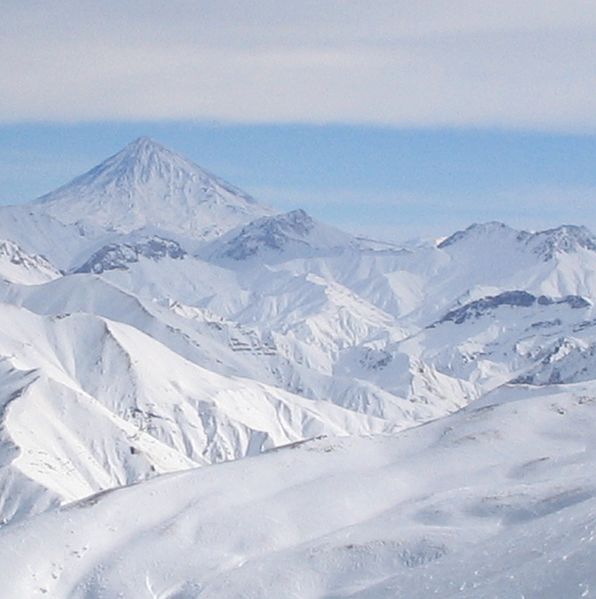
[439,221,596,265]
[1,137,596,595]
[73,235,187,274]
[0,301,391,524]
[0,137,273,269]
[33,136,273,240]
[0,239,60,284]
[202,208,358,262]
[2,381,596,599]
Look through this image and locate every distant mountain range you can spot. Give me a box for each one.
[1,138,595,598]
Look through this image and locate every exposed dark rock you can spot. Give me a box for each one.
[437,222,596,262]
[74,237,186,274]
[530,225,596,261]
[438,291,590,325]
[221,209,315,260]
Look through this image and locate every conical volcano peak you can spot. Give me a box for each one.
[128,135,157,148]
[88,136,209,188]
[120,136,180,163]
[119,136,165,161]
[31,138,273,238]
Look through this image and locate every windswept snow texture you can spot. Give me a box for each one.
[0,138,596,596]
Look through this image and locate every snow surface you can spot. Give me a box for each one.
[1,138,596,597]
[0,239,60,284]
[2,382,596,598]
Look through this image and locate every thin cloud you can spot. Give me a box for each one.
[1,1,596,129]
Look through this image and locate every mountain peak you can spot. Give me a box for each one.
[30,138,272,239]
[129,135,155,147]
[203,208,356,262]
[438,221,524,249]
[118,136,180,166]
[64,136,211,191]
[438,221,596,262]
[529,224,596,261]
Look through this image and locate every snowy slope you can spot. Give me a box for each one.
[0,302,391,525]
[32,137,273,240]
[0,274,429,427]
[1,381,595,598]
[0,140,595,515]
[202,208,358,262]
[0,138,596,595]
[0,201,126,271]
[99,214,596,425]
[350,289,596,409]
[0,239,60,284]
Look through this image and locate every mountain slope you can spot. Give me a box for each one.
[0,302,391,525]
[202,208,358,262]
[355,288,596,410]
[2,135,596,587]
[0,239,60,285]
[1,381,595,598]
[32,137,273,240]
[39,215,596,425]
[0,274,422,425]
[0,208,92,271]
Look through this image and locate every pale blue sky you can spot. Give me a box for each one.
[1,1,595,240]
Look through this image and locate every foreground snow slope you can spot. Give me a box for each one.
[1,382,595,599]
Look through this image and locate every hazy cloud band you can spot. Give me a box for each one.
[2,1,596,129]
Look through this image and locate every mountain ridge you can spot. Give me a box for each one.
[0,137,596,596]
